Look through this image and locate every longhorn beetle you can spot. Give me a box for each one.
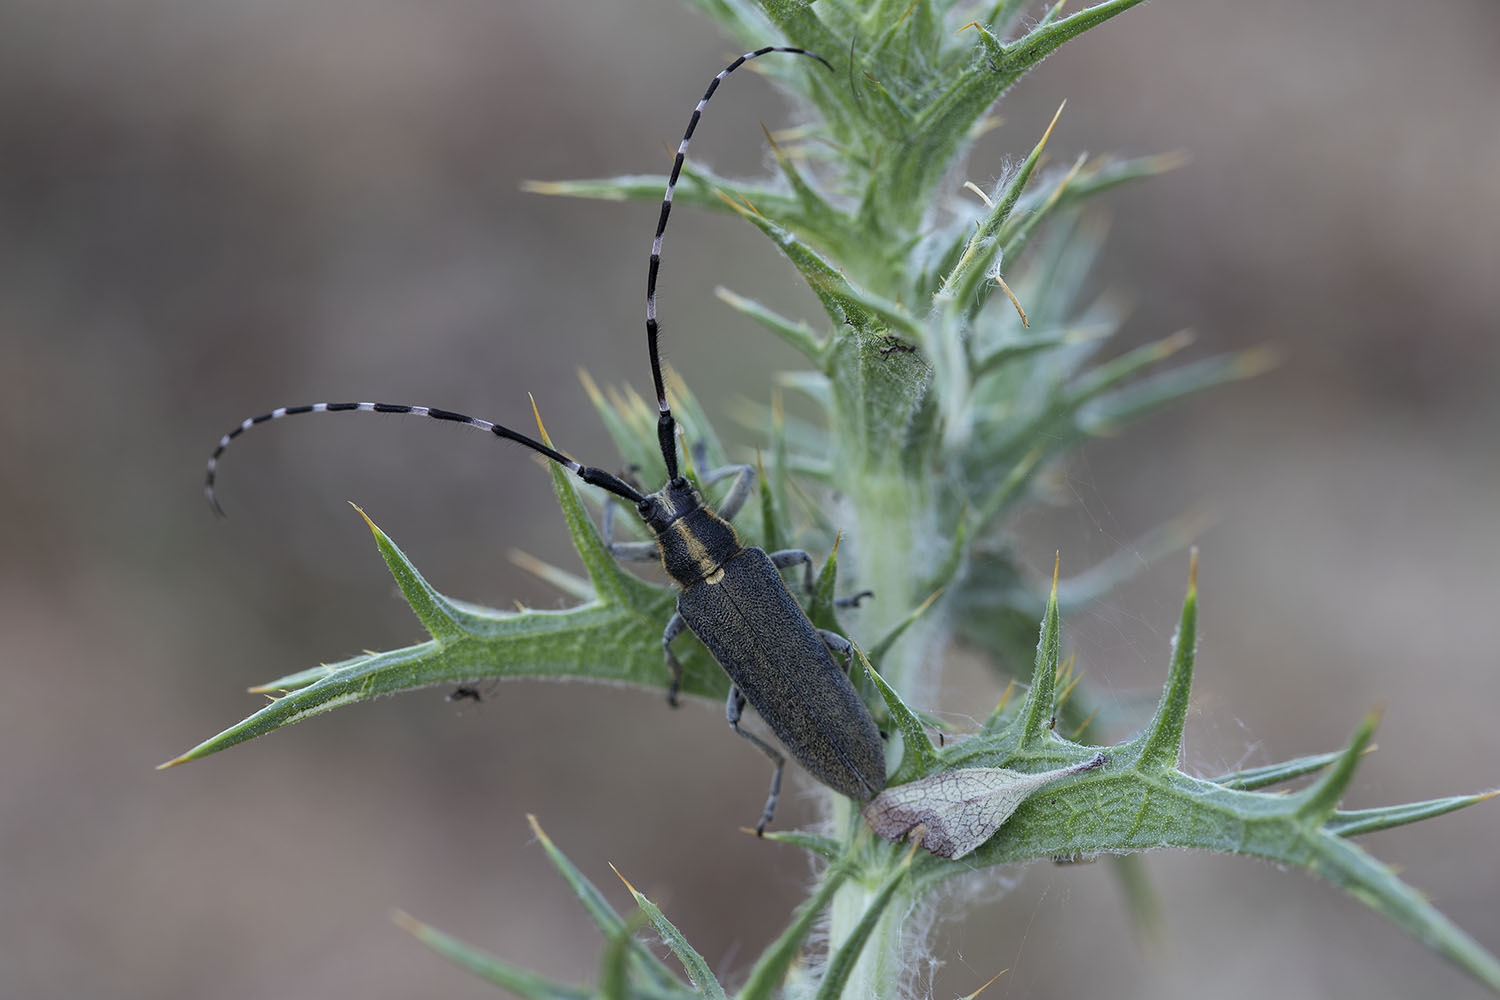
[204,48,886,833]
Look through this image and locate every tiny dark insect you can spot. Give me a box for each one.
[205,47,884,834]
[447,686,483,704]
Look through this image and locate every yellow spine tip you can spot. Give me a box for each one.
[1234,343,1285,378]
[1160,329,1197,356]
[963,179,996,209]
[1188,546,1199,590]
[759,121,784,160]
[993,273,1029,328]
[955,20,980,34]
[347,501,378,534]
[1043,100,1067,141]
[1052,551,1061,589]
[528,393,553,446]
[677,425,697,480]
[577,368,605,406]
[714,189,750,215]
[914,587,945,616]
[962,968,1009,1000]
[608,862,639,896]
[155,755,187,770]
[389,908,426,935]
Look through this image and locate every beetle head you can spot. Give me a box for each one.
[636,477,703,533]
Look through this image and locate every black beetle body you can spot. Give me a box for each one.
[204,47,870,832]
[641,478,886,805]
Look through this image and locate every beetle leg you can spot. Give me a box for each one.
[768,548,815,595]
[603,500,660,562]
[702,463,755,522]
[834,589,874,608]
[662,612,688,707]
[727,684,785,835]
[817,628,854,673]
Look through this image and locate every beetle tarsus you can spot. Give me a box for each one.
[835,589,874,608]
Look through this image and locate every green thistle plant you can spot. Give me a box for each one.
[169,1,1499,996]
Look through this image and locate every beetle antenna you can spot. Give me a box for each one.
[204,402,646,517]
[647,45,832,480]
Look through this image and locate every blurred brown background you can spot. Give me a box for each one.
[2,1,1496,997]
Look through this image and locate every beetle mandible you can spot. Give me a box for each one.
[204,47,887,832]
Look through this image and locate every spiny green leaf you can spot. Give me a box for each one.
[527,815,682,993]
[995,152,1088,263]
[758,829,844,862]
[865,585,947,666]
[1012,556,1061,747]
[598,921,630,1000]
[163,511,727,768]
[1075,345,1282,435]
[1004,0,1151,76]
[755,454,785,556]
[1065,329,1197,409]
[391,909,592,1000]
[1297,823,1500,991]
[510,548,597,601]
[612,865,727,1000]
[858,644,938,784]
[811,844,917,1000]
[1213,750,1347,791]
[522,170,799,226]
[737,861,852,1000]
[1054,507,1216,609]
[761,122,850,245]
[534,417,650,605]
[936,100,1064,310]
[1133,550,1198,771]
[970,327,1090,380]
[350,503,468,644]
[1014,150,1188,220]
[579,369,662,483]
[719,195,923,338]
[714,287,828,367]
[1294,709,1381,823]
[876,0,1147,227]
[808,532,843,626]
[1326,791,1498,838]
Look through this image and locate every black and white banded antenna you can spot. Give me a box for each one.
[645,45,831,481]
[204,401,644,516]
[204,46,830,515]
